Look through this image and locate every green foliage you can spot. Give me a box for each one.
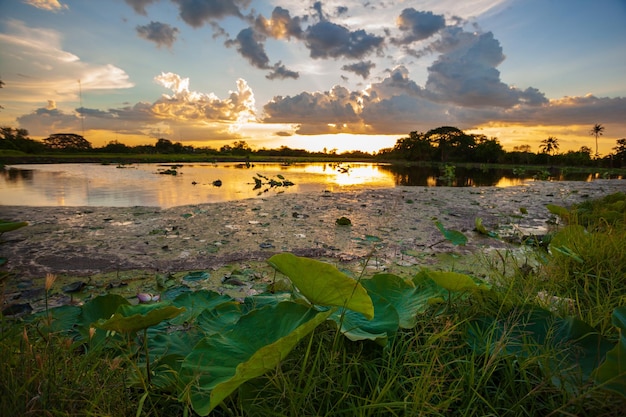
[180,302,331,415]
[595,307,626,394]
[434,220,468,246]
[4,191,626,415]
[267,252,374,319]
[0,220,27,234]
[94,303,185,334]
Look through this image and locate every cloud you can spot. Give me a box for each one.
[304,21,384,59]
[423,28,548,107]
[172,0,249,27]
[0,20,133,104]
[124,0,158,15]
[125,0,250,26]
[23,0,68,12]
[266,63,299,80]
[152,72,256,123]
[392,8,445,44]
[136,21,179,48]
[16,72,258,141]
[227,28,270,69]
[341,61,375,79]
[254,6,303,40]
[367,66,423,100]
[263,85,364,134]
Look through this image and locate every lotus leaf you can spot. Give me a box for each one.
[546,204,570,221]
[594,306,626,396]
[329,290,399,346]
[180,301,331,415]
[0,221,28,233]
[170,290,235,325]
[435,221,467,246]
[94,303,185,333]
[267,253,374,319]
[423,269,489,292]
[361,273,431,328]
[80,294,130,342]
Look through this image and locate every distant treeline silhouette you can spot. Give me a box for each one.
[1,126,625,167]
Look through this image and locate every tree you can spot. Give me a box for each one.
[590,123,604,157]
[1,127,46,153]
[613,138,626,167]
[43,133,92,151]
[540,136,559,156]
[392,131,433,161]
[424,126,473,162]
[473,136,505,163]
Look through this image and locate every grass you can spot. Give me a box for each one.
[2,193,626,416]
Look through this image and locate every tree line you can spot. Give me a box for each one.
[1,125,625,167]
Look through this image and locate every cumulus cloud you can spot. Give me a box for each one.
[16,72,258,140]
[23,0,68,12]
[341,61,375,79]
[263,85,363,134]
[424,28,547,107]
[392,8,445,44]
[136,21,179,48]
[152,72,256,123]
[304,21,384,59]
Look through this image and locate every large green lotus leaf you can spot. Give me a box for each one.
[435,221,467,246]
[195,302,243,336]
[267,253,374,319]
[361,273,428,329]
[329,290,399,346]
[26,305,82,335]
[79,294,130,344]
[423,269,489,293]
[241,291,293,313]
[170,290,235,325]
[180,301,331,416]
[94,303,185,333]
[554,316,613,388]
[468,307,614,393]
[594,306,626,396]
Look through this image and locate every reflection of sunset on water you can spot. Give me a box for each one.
[1,162,614,208]
[494,177,527,188]
[301,164,396,188]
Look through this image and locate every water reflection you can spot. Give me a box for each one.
[0,162,610,208]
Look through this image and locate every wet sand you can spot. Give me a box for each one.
[2,179,623,281]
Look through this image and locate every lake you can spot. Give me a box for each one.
[0,162,600,208]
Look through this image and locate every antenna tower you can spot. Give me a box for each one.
[78,79,85,136]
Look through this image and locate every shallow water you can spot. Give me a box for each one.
[1,162,398,207]
[0,162,594,208]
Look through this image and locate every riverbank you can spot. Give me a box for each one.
[1,179,623,298]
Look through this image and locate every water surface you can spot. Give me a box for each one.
[0,162,593,208]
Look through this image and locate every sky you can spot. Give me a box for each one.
[0,0,625,155]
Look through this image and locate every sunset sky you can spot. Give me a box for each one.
[1,0,625,155]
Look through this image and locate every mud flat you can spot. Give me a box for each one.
[1,179,624,310]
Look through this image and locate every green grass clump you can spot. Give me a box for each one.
[0,318,134,415]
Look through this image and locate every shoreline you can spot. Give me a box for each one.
[2,179,624,279]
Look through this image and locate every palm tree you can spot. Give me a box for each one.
[590,123,605,157]
[540,136,559,156]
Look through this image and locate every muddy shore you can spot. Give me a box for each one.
[1,179,624,310]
